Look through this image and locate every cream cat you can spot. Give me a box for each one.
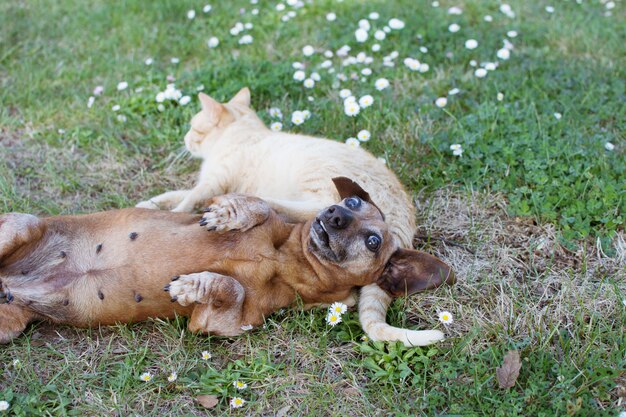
[136,88,445,346]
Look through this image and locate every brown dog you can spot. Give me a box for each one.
[0,178,454,344]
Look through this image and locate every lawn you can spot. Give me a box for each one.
[0,0,624,415]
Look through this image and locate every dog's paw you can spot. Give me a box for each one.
[135,200,160,210]
[165,272,244,308]
[199,195,264,232]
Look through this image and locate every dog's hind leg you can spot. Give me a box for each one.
[0,213,46,262]
[0,304,40,344]
[166,271,246,336]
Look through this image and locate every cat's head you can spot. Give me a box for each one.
[184,88,261,157]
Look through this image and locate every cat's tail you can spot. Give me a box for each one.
[358,283,444,347]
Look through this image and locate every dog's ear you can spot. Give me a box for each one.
[377,248,455,297]
[228,87,251,107]
[331,177,385,219]
[198,93,224,117]
[332,177,374,203]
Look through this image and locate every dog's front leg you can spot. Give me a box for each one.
[199,194,271,233]
[166,272,247,336]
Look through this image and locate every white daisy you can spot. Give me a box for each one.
[303,78,315,88]
[497,48,510,60]
[275,3,285,11]
[358,19,371,30]
[112,104,120,111]
[293,70,306,81]
[448,23,460,33]
[507,30,518,38]
[419,63,430,73]
[269,107,282,119]
[233,380,248,390]
[438,311,454,324]
[447,6,462,15]
[171,57,180,64]
[388,18,405,29]
[464,39,478,50]
[207,37,219,48]
[450,144,463,156]
[448,88,460,95]
[326,12,336,21]
[0,401,9,411]
[358,95,374,108]
[302,45,315,56]
[291,111,306,125]
[239,35,253,45]
[311,72,321,81]
[330,302,348,314]
[357,129,371,142]
[545,5,554,13]
[87,96,95,108]
[144,58,153,65]
[497,92,504,101]
[117,81,128,91]
[355,28,368,43]
[605,142,615,151]
[374,30,386,40]
[167,372,178,382]
[372,43,381,52]
[139,372,153,382]
[201,350,212,360]
[375,78,390,90]
[435,97,447,108]
[484,15,493,22]
[344,102,360,117]
[339,89,352,99]
[327,311,343,325]
[187,9,196,19]
[474,68,488,78]
[369,12,380,20]
[554,112,562,120]
[203,4,212,13]
[230,397,246,408]
[179,96,191,106]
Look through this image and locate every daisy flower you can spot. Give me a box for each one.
[355,28,368,43]
[474,68,488,78]
[203,4,212,13]
[302,45,315,56]
[448,23,460,33]
[388,18,405,29]
[87,96,95,108]
[345,137,360,148]
[171,57,180,64]
[375,78,390,90]
[291,111,306,125]
[179,96,191,106]
[358,95,374,108]
[230,397,245,408]
[497,48,510,60]
[270,122,283,131]
[139,372,153,382]
[144,58,153,65]
[372,44,381,52]
[327,312,343,326]
[450,144,463,156]
[605,142,615,151]
[302,110,311,119]
[484,15,493,22]
[0,401,9,411]
[293,70,306,81]
[374,30,386,40]
[404,58,421,71]
[117,81,128,91]
[507,30,518,38]
[448,88,460,95]
[311,72,321,81]
[358,19,371,30]
[239,35,253,45]
[339,89,352,99]
[187,9,196,19]
[554,112,562,120]
[497,92,504,101]
[545,5,554,13]
[330,302,348,314]
[438,311,454,324]
[268,107,283,119]
[116,115,127,122]
[464,39,478,50]
[357,129,371,142]
[167,372,178,382]
[326,12,336,21]
[276,3,285,11]
[93,85,104,95]
[207,37,219,48]
[112,104,121,111]
[201,350,212,360]
[369,12,380,20]
[303,78,315,88]
[419,63,430,73]
[344,102,360,117]
[435,97,447,108]
[233,380,248,390]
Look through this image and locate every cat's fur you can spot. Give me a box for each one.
[136,88,439,346]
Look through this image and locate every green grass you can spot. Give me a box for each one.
[1,0,624,415]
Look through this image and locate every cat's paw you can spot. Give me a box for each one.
[135,200,160,210]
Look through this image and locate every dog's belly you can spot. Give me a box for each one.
[1,208,261,326]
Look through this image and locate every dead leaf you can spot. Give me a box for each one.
[276,405,291,417]
[496,350,522,389]
[196,394,219,409]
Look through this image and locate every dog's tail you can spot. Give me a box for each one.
[358,284,444,347]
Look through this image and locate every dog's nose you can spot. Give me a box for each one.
[322,205,353,229]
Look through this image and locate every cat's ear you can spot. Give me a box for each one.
[198,93,224,118]
[228,87,251,107]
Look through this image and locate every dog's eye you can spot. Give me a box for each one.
[345,197,362,209]
[366,234,381,252]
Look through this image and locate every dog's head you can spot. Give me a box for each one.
[307,177,455,296]
[184,88,260,157]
